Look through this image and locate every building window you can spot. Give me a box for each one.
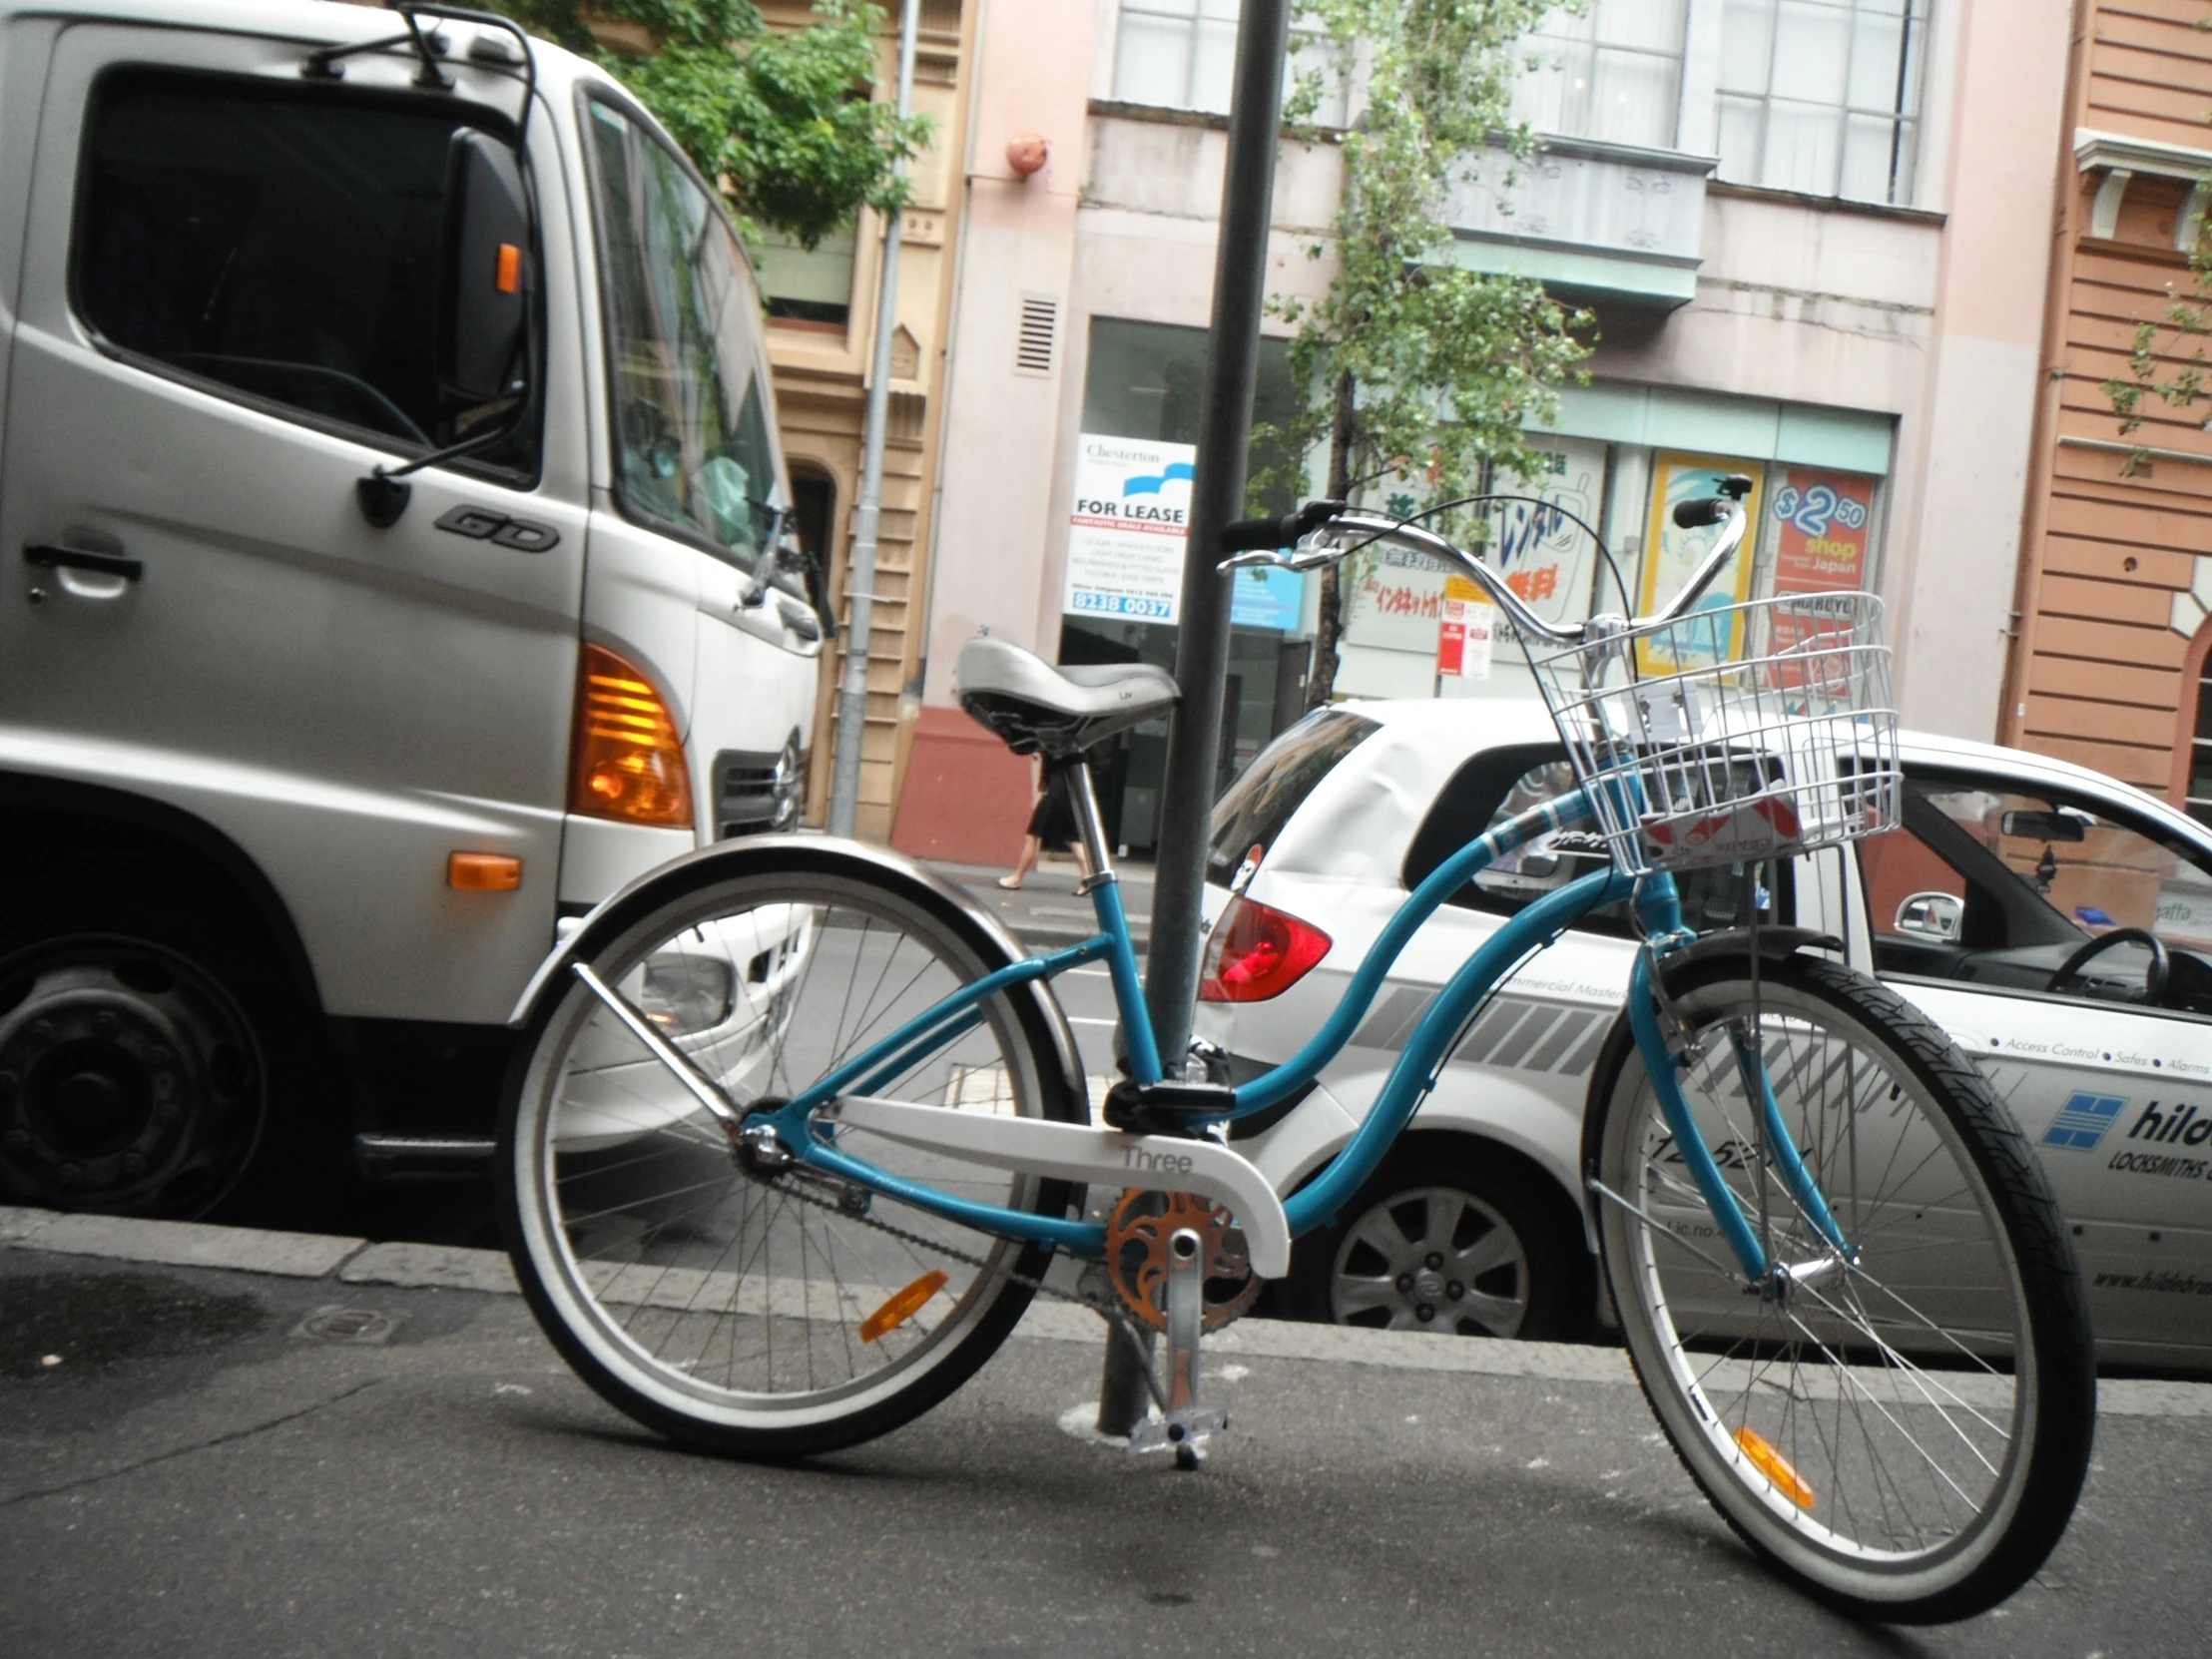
[2178,618,2212,828]
[1513,1,1690,152]
[756,222,856,331]
[1112,0,1348,126]
[1714,0,1928,205]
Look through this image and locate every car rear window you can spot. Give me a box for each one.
[1208,709,1380,886]
[1402,744,1794,937]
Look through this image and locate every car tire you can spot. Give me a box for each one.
[1285,1137,1591,1341]
[0,875,342,1226]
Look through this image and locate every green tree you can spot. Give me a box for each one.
[2103,212,2212,474]
[495,0,929,248]
[1264,0,1591,705]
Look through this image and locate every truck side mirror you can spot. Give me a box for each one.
[440,130,531,404]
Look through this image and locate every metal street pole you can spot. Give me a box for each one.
[1144,0,1291,1071]
[829,0,922,837]
[1097,0,1292,1439]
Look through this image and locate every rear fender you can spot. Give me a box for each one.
[507,834,1089,1127]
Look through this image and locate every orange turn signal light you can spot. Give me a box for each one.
[495,243,521,294]
[1734,1424,1816,1509]
[448,852,523,891]
[570,642,694,830]
[858,1270,948,1344]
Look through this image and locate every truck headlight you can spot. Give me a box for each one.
[641,955,735,1035]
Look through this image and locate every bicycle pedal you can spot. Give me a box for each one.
[1128,1403,1229,1460]
[1101,1078,1235,1135]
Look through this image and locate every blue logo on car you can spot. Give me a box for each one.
[2043,1092,2126,1151]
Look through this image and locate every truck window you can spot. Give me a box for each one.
[73,71,536,470]
[585,99,781,571]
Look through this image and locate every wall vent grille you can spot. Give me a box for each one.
[1014,294,1057,375]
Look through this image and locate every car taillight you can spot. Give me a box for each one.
[1199,896,1331,1002]
[570,642,694,829]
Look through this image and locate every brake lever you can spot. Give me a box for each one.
[1215,541,1345,576]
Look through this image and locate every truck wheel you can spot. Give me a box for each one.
[0,901,337,1223]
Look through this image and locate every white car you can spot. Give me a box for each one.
[1195,698,2212,1372]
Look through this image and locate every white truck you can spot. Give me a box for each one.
[0,1,825,1220]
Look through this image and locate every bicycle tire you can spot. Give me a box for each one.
[1583,952,2093,1622]
[498,848,1084,1459]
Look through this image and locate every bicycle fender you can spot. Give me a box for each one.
[830,1094,1294,1280]
[505,833,1091,1132]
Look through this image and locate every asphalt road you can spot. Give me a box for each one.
[4,1237,2209,1658]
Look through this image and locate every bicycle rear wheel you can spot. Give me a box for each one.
[1586,953,2093,1622]
[499,853,1082,1459]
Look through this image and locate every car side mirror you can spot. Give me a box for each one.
[440,130,531,403]
[1895,890,1964,940]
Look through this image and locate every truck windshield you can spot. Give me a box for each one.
[586,99,781,570]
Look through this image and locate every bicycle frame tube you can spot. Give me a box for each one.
[748,784,1833,1284]
[1281,863,1630,1235]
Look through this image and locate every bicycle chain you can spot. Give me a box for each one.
[751,1164,1130,1325]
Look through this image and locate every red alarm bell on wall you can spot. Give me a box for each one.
[1005,132,1047,178]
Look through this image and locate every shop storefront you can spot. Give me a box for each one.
[1335,383,1897,702]
[1061,317,1314,855]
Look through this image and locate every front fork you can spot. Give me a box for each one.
[1620,877,1853,1293]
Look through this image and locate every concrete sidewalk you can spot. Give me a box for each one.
[7,1209,2212,1657]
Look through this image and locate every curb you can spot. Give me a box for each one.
[7,1205,2212,1414]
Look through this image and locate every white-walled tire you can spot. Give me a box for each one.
[1585,954,2094,1622]
[499,858,1082,1459]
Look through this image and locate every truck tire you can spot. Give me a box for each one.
[0,879,341,1225]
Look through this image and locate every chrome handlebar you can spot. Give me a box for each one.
[1217,491,1752,647]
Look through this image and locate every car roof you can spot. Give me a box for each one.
[1268,697,2212,878]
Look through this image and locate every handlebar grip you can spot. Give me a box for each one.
[1220,515,1294,553]
[1218,497,1348,555]
[1671,474,1756,530]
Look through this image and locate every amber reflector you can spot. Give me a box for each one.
[858,1270,949,1344]
[448,852,523,891]
[1734,1425,1816,1509]
[495,243,521,293]
[570,643,694,829]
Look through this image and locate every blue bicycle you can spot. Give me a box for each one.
[498,485,2093,1622]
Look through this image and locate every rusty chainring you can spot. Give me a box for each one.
[1104,1189,1262,1331]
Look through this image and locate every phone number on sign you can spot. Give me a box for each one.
[1069,593,1174,619]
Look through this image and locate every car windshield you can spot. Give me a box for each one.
[1208,710,1380,885]
[586,99,781,570]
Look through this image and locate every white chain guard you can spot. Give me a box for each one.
[825,1095,1292,1280]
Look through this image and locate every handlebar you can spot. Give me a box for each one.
[1219,497,1348,553]
[1216,475,1753,647]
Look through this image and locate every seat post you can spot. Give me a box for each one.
[1060,758,1116,889]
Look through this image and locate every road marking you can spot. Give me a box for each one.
[1066,966,1111,978]
[1067,1016,1117,1027]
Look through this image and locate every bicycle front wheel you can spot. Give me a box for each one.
[499,853,1083,1459]
[1586,953,2093,1622]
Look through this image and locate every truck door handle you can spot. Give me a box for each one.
[25,542,143,581]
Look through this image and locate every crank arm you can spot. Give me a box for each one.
[823,1095,1293,1279]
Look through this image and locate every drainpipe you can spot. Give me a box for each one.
[830,0,922,837]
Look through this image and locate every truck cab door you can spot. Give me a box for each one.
[0,23,589,1023]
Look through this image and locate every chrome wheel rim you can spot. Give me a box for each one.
[1330,1185,1530,1336]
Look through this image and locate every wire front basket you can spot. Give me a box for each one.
[1524,592,1901,878]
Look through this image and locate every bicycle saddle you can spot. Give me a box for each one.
[954,635,1178,758]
